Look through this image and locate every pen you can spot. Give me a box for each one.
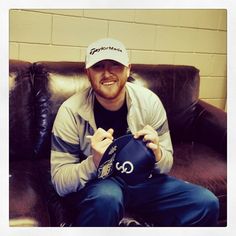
[86,135,93,141]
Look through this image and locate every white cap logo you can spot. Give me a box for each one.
[115,161,134,174]
[85,38,129,69]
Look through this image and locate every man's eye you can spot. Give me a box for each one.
[112,62,121,67]
[91,61,123,71]
[92,64,104,70]
[111,63,123,69]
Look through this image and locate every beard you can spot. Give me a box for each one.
[89,78,127,100]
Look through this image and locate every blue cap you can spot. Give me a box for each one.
[97,134,156,185]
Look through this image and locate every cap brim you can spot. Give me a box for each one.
[86,54,129,69]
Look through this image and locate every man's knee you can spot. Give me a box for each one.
[71,179,125,226]
[191,187,219,226]
[201,188,219,217]
[90,180,124,212]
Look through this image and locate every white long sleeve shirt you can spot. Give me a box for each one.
[51,82,173,196]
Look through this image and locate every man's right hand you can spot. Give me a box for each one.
[88,128,114,168]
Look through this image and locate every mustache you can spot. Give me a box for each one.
[100,78,117,83]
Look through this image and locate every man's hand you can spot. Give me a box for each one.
[87,128,114,168]
[134,125,162,162]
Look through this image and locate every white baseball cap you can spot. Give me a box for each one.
[85,38,129,69]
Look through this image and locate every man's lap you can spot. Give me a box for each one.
[64,174,219,226]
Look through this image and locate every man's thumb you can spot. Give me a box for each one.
[107,128,114,136]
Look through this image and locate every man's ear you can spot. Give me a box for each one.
[85,68,91,81]
[127,64,131,77]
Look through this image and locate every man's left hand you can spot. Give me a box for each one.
[134,125,162,162]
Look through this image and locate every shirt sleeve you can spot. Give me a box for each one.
[148,92,174,174]
[50,105,97,197]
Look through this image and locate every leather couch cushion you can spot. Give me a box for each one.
[9,60,35,160]
[9,160,50,226]
[170,142,226,195]
[170,142,226,223]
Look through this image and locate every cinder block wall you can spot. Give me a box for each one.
[9,9,227,110]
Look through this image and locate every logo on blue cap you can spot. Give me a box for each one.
[97,155,115,179]
[97,134,156,185]
[116,161,134,174]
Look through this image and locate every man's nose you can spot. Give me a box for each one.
[103,66,113,77]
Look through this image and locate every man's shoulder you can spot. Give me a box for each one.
[61,87,92,111]
[126,82,164,111]
[126,82,157,98]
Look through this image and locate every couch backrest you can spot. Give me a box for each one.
[32,62,89,159]
[130,64,200,143]
[9,60,200,160]
[9,60,35,160]
[32,61,200,159]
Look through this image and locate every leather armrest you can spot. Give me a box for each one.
[192,100,227,155]
[36,159,73,227]
[9,169,50,226]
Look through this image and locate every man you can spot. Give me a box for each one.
[51,38,219,226]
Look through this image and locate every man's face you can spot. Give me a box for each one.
[86,60,131,100]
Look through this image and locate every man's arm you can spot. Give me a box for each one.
[134,124,173,174]
[51,105,97,197]
[134,92,173,174]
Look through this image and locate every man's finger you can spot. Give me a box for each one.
[134,129,151,139]
[146,142,158,150]
[107,128,114,136]
[90,128,114,143]
[99,138,113,148]
[143,134,156,143]
[95,138,113,156]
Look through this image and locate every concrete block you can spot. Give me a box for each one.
[10,43,19,59]
[179,9,222,29]
[219,10,227,30]
[84,9,135,22]
[10,10,52,44]
[155,26,198,52]
[174,53,213,76]
[30,9,83,16]
[131,50,175,64]
[210,54,227,76]
[109,21,156,50]
[52,15,108,46]
[199,77,227,98]
[19,44,81,62]
[135,9,181,26]
[196,29,226,53]
[201,98,226,110]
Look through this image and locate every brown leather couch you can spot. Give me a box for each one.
[9,60,227,227]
